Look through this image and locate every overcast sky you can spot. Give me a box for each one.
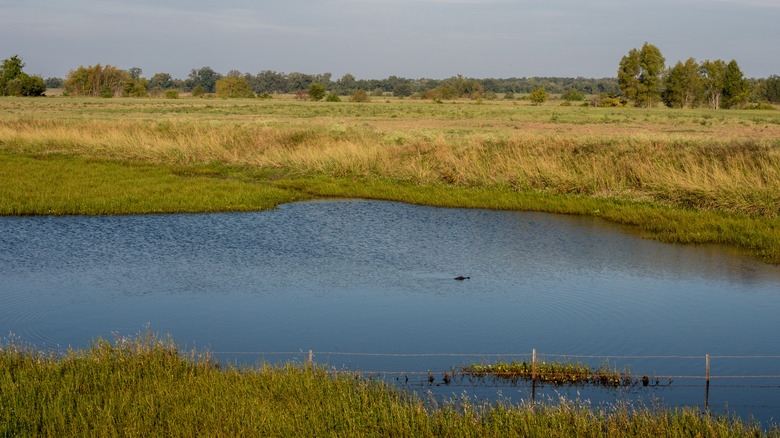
[2,0,778,80]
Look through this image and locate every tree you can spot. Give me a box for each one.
[123,76,148,97]
[187,67,221,92]
[763,75,780,104]
[216,75,253,98]
[1,55,24,85]
[1,55,46,96]
[662,58,702,108]
[63,64,128,97]
[529,88,548,105]
[721,60,750,109]
[44,77,63,88]
[128,67,142,80]
[149,73,174,90]
[308,82,327,101]
[618,43,665,107]
[393,83,413,97]
[701,59,726,109]
[335,73,357,95]
[287,72,314,92]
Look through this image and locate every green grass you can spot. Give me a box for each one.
[2,331,777,437]
[3,151,779,263]
[0,152,307,215]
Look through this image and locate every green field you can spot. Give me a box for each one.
[1,95,779,263]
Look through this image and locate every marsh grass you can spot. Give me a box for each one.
[0,152,306,215]
[1,98,779,261]
[1,331,776,437]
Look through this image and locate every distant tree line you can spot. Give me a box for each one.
[618,42,779,108]
[6,53,779,105]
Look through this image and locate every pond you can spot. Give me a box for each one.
[2,200,779,426]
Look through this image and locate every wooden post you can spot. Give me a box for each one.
[705,354,710,410]
[309,349,313,367]
[532,348,537,406]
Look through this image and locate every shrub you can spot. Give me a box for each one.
[504,92,514,100]
[351,89,370,102]
[308,82,327,101]
[99,85,114,98]
[191,85,205,97]
[164,89,179,99]
[746,103,776,110]
[562,88,586,101]
[325,92,341,102]
[529,88,547,105]
[258,93,273,100]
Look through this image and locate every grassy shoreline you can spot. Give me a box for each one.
[2,332,777,437]
[2,151,779,263]
[1,98,779,262]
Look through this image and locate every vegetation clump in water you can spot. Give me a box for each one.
[461,359,671,387]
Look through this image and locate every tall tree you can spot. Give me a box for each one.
[215,75,253,98]
[618,43,665,107]
[1,55,24,84]
[618,48,641,102]
[149,72,174,90]
[701,59,726,109]
[187,67,221,93]
[721,60,750,109]
[662,58,702,108]
[763,75,780,104]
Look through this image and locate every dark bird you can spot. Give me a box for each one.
[454,276,470,280]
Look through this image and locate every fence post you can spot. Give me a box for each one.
[309,349,313,367]
[705,354,710,410]
[532,348,537,405]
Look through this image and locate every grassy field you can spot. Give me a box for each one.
[2,331,777,437]
[1,96,779,261]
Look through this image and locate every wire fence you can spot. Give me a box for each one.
[207,349,780,382]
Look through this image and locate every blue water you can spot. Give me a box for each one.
[2,200,779,425]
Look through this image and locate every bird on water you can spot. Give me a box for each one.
[454,276,470,280]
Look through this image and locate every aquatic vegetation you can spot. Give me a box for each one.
[461,359,671,387]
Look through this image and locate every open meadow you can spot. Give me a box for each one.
[2,95,779,262]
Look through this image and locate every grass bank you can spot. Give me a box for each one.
[1,98,779,261]
[1,332,776,437]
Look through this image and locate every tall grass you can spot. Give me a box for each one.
[2,332,777,437]
[1,100,779,261]
[2,117,778,217]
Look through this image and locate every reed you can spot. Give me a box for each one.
[1,332,776,437]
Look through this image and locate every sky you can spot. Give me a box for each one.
[2,0,779,80]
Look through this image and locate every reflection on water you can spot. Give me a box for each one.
[1,200,780,425]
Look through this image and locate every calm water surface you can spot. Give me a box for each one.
[2,200,779,425]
